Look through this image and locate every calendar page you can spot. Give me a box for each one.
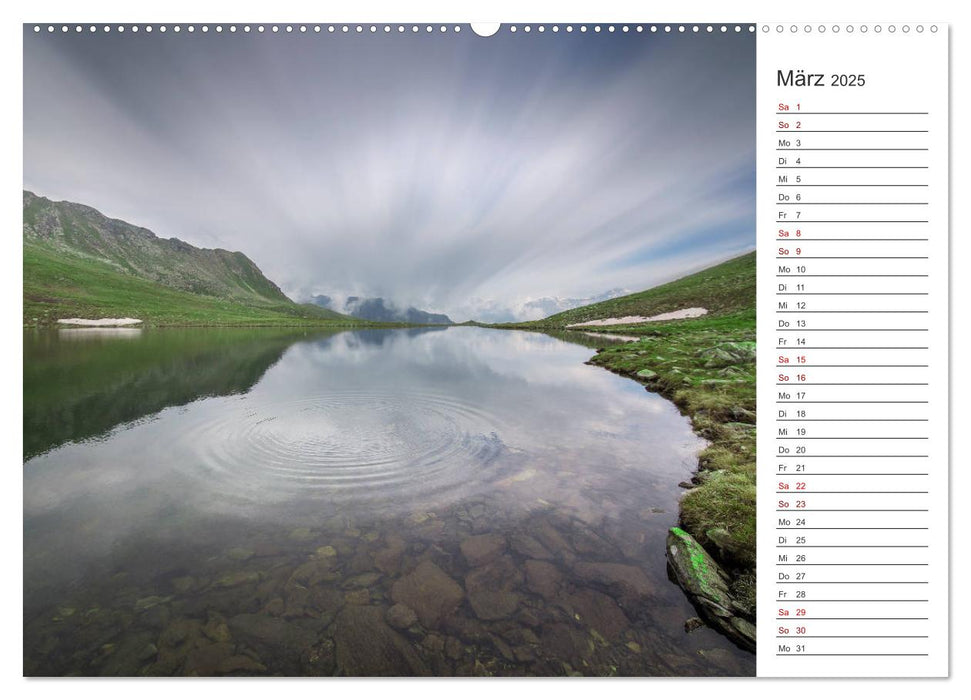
[755,25,948,678]
[16,10,951,687]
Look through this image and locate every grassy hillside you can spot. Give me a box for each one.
[24,240,359,327]
[510,252,755,329]
[23,191,291,304]
[499,251,757,617]
[22,191,368,327]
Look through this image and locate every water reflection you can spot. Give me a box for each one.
[24,328,332,459]
[23,327,753,676]
[59,327,143,340]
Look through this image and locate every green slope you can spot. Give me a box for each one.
[22,191,367,327]
[23,241,358,326]
[511,251,755,329]
[23,191,292,304]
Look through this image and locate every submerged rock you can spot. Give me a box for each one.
[172,576,197,594]
[290,557,336,587]
[385,603,418,630]
[465,556,523,621]
[218,654,267,675]
[134,595,171,612]
[685,616,705,633]
[421,632,445,654]
[214,571,260,588]
[441,614,489,644]
[305,639,336,676]
[698,647,746,675]
[263,598,285,617]
[202,612,232,643]
[158,618,202,649]
[460,534,506,567]
[373,535,406,574]
[182,639,266,676]
[390,560,464,629]
[572,561,654,605]
[346,551,376,575]
[524,559,563,599]
[539,622,592,663]
[288,527,315,542]
[227,547,255,561]
[182,642,234,675]
[510,533,552,560]
[571,526,621,560]
[97,631,158,675]
[665,527,756,652]
[226,613,317,658]
[444,636,464,660]
[530,519,575,562]
[334,606,429,676]
[308,586,344,615]
[563,588,630,640]
[343,572,382,589]
[344,588,371,605]
[152,618,205,675]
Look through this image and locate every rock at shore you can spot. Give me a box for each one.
[697,341,757,368]
[665,527,756,652]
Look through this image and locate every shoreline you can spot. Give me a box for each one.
[581,330,757,650]
[493,313,757,649]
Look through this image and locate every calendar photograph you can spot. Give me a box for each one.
[21,23,758,676]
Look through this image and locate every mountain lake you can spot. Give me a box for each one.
[23,326,755,676]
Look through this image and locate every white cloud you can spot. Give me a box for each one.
[24,29,754,321]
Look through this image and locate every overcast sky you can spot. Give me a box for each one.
[24,26,754,322]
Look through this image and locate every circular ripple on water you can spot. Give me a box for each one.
[174,390,507,504]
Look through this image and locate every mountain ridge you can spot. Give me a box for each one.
[22,191,354,326]
[23,190,291,305]
[310,295,453,325]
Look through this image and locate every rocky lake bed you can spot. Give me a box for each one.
[25,497,753,676]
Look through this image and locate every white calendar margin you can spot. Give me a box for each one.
[755,25,949,678]
[2,1,965,698]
